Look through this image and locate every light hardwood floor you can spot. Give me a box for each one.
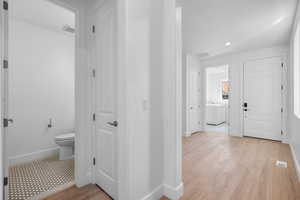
[45,132,300,200]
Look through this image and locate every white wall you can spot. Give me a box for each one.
[7,18,75,164]
[201,46,288,137]
[206,70,227,104]
[288,0,300,180]
[126,0,165,199]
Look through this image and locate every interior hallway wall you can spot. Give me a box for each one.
[7,17,75,164]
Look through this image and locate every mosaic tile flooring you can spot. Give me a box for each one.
[9,156,74,200]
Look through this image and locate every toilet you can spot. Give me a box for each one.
[55,133,75,160]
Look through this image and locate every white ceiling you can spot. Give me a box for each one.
[10,0,75,33]
[181,0,298,57]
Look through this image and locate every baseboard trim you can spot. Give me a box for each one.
[290,144,300,182]
[163,183,184,200]
[9,147,59,166]
[141,185,164,200]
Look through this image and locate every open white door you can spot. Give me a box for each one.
[91,1,118,199]
[243,57,282,141]
[1,1,9,199]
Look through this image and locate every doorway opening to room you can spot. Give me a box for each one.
[204,65,229,134]
[4,0,76,199]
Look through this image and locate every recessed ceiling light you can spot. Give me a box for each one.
[225,42,231,46]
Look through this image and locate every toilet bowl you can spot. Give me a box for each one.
[55,133,75,160]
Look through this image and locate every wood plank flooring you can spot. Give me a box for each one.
[43,184,111,200]
[45,132,300,200]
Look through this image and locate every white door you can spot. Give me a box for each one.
[91,3,118,199]
[243,57,282,141]
[187,70,201,134]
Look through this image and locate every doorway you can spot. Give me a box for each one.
[204,65,229,134]
[243,57,283,141]
[4,0,76,199]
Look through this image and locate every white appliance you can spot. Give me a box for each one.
[54,133,75,160]
[206,104,226,125]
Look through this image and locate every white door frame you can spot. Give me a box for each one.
[241,56,287,141]
[1,0,9,199]
[201,65,231,135]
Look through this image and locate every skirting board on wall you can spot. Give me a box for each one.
[141,183,183,200]
[290,144,300,182]
[163,183,184,200]
[141,185,164,200]
[9,147,59,166]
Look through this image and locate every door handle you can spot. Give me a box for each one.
[107,121,118,127]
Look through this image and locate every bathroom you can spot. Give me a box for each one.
[6,0,75,199]
[205,65,229,134]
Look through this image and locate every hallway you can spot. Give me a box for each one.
[46,132,300,200]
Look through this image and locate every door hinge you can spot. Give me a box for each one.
[3,1,8,10]
[92,25,95,33]
[281,108,283,113]
[3,118,9,128]
[281,63,284,68]
[281,130,283,135]
[281,85,284,90]
[3,177,8,186]
[3,60,8,69]
[93,113,96,121]
[92,69,95,78]
[93,158,96,165]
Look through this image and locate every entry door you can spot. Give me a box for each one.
[188,70,201,134]
[91,3,117,199]
[243,57,282,141]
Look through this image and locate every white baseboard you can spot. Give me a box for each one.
[163,183,184,200]
[9,147,59,166]
[141,185,164,200]
[184,131,191,137]
[290,144,300,182]
[282,138,290,144]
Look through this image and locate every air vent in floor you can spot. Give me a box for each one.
[276,160,287,168]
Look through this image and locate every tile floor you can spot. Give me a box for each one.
[9,156,74,200]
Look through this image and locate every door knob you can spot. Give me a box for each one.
[107,121,118,127]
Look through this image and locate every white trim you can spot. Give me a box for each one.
[141,185,164,200]
[8,147,59,166]
[290,143,300,182]
[116,0,130,199]
[163,183,184,200]
[163,1,183,197]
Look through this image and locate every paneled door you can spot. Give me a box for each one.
[243,57,282,141]
[91,2,118,199]
[187,70,201,135]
